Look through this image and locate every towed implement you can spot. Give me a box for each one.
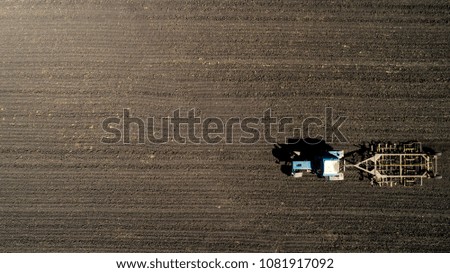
[347,141,441,186]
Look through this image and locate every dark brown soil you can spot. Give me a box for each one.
[0,0,449,252]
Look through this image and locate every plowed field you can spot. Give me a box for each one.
[1,0,449,252]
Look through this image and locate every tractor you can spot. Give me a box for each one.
[275,139,442,186]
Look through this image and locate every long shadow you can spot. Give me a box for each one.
[422,146,436,155]
[272,138,333,176]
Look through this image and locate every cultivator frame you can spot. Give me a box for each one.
[349,142,440,187]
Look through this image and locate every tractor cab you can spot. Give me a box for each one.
[291,150,344,181]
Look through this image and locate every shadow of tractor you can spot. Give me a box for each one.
[272,138,333,176]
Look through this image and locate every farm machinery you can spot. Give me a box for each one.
[291,149,345,181]
[276,140,442,186]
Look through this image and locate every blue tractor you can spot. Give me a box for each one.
[291,150,345,181]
